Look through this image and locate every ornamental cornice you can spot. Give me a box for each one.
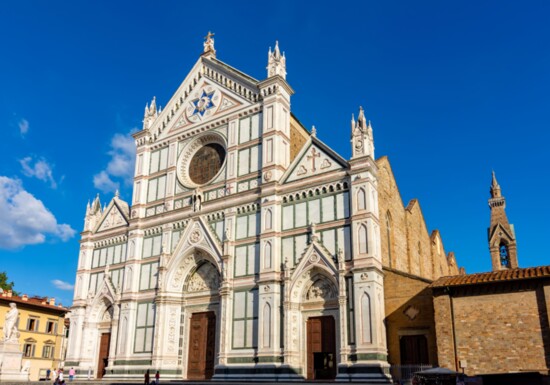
[93,235,128,248]
[281,181,349,204]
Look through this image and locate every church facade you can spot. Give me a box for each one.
[66,35,457,382]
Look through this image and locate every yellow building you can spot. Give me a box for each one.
[0,290,69,381]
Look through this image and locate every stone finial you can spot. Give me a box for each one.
[311,125,317,137]
[143,96,158,130]
[267,40,287,79]
[490,170,501,198]
[203,31,216,57]
[350,106,374,159]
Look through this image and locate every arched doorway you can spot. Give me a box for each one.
[94,301,114,379]
[182,260,220,380]
[302,273,339,380]
[289,265,340,381]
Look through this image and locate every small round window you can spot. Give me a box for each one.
[188,143,226,185]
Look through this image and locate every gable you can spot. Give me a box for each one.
[96,201,129,233]
[283,138,347,183]
[153,57,260,142]
[167,79,246,136]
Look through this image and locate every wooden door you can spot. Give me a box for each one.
[97,333,111,379]
[307,316,336,380]
[187,312,216,380]
[400,335,429,365]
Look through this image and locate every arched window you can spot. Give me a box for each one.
[361,292,372,344]
[264,242,272,269]
[386,211,393,268]
[358,224,368,254]
[499,242,510,268]
[265,209,273,230]
[357,188,367,211]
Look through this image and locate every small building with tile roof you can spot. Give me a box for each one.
[429,174,550,383]
[0,290,69,381]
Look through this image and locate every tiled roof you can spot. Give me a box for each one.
[430,265,550,288]
[0,293,69,312]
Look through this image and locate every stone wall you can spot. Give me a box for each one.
[384,269,438,366]
[377,157,459,280]
[433,283,550,375]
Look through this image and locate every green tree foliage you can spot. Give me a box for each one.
[0,271,16,294]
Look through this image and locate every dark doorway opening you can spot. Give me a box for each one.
[307,316,336,380]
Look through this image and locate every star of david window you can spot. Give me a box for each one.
[188,143,226,185]
[191,90,216,117]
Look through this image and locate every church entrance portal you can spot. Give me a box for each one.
[97,332,110,379]
[187,311,216,380]
[307,316,336,380]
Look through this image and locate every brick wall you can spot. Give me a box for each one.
[433,283,550,375]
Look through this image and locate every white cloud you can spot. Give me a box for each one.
[18,119,29,137]
[93,170,120,193]
[51,279,74,291]
[0,176,76,249]
[19,156,57,188]
[93,131,136,193]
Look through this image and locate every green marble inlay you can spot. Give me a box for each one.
[113,359,153,366]
[349,353,388,362]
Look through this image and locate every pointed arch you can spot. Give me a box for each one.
[265,208,273,230]
[385,211,393,268]
[358,224,368,255]
[499,241,510,268]
[357,188,367,211]
[262,302,272,348]
[361,292,372,344]
[184,260,220,293]
[264,241,272,270]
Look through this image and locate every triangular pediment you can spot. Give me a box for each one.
[291,240,338,282]
[95,198,129,233]
[171,217,223,265]
[282,137,348,184]
[488,223,515,246]
[152,57,260,142]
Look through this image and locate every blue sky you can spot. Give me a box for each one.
[1,1,549,305]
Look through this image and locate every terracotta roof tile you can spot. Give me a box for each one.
[430,265,550,288]
[0,294,69,312]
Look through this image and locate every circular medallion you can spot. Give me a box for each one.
[177,133,227,188]
[186,86,221,123]
[189,230,202,244]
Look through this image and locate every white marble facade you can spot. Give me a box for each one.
[66,37,391,382]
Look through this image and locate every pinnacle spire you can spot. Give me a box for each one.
[490,170,502,198]
[351,106,374,159]
[267,40,287,79]
[487,171,517,270]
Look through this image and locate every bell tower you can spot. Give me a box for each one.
[488,171,518,270]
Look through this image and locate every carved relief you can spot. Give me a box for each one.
[171,266,185,289]
[186,263,219,293]
[98,206,126,232]
[304,277,337,302]
[167,308,178,352]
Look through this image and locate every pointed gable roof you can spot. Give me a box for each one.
[95,195,130,233]
[281,136,348,184]
[143,55,262,143]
